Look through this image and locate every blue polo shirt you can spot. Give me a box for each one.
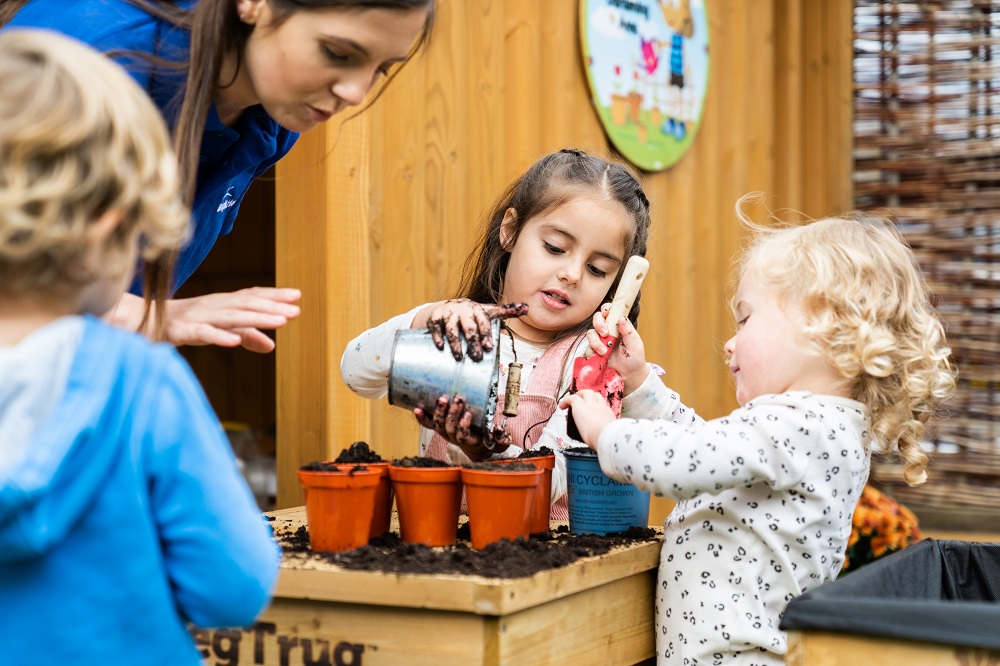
[6,0,299,294]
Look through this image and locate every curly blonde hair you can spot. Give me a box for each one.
[734,199,956,486]
[0,29,188,331]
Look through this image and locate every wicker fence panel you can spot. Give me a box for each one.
[854,0,1000,526]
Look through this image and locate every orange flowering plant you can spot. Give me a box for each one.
[842,484,922,574]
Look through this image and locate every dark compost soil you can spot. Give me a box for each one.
[333,441,384,463]
[391,456,454,468]
[269,518,659,579]
[283,443,659,579]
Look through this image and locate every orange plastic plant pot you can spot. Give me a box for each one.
[297,468,381,553]
[388,466,463,547]
[461,467,542,549]
[331,461,393,539]
[494,455,556,533]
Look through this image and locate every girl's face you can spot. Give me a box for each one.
[724,271,846,405]
[500,194,630,343]
[230,1,428,131]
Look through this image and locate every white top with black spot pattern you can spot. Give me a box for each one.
[598,389,871,665]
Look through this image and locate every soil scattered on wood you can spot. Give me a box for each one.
[269,518,659,579]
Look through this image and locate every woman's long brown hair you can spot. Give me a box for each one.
[3,0,434,339]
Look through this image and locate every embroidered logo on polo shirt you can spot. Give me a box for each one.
[217,186,237,213]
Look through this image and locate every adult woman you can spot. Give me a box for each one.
[1,0,434,352]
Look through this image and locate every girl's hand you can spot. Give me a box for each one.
[108,288,301,353]
[559,390,617,450]
[588,304,650,395]
[414,394,512,460]
[413,300,527,362]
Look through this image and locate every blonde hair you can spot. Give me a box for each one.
[0,29,188,335]
[734,196,956,486]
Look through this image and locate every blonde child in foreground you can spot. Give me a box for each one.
[562,204,956,665]
[0,30,279,665]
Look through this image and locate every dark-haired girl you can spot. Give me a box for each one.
[341,149,663,519]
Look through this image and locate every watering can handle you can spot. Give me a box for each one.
[605,256,649,340]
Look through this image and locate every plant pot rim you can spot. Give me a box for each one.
[297,467,383,489]
[494,454,556,470]
[461,467,542,488]
[389,465,462,482]
[328,461,390,477]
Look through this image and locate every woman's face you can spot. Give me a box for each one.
[233,1,428,131]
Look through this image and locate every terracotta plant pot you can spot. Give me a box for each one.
[462,465,543,549]
[297,466,382,553]
[389,465,463,546]
[494,455,556,533]
[332,461,393,539]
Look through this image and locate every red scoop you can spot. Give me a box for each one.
[567,256,649,440]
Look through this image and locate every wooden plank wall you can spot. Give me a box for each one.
[275,0,854,512]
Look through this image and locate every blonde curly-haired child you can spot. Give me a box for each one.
[563,198,956,665]
[0,29,278,664]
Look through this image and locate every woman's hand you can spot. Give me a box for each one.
[109,287,301,353]
[413,300,527,362]
[588,304,650,395]
[414,394,511,460]
[559,390,617,450]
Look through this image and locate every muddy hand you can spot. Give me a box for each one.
[461,302,529,361]
[424,300,528,362]
[413,394,510,461]
[423,299,493,362]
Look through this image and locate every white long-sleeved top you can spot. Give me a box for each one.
[340,304,667,504]
[597,389,871,665]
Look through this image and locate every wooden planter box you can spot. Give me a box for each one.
[787,631,1000,665]
[194,507,660,666]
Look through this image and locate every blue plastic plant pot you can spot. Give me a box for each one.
[564,448,650,535]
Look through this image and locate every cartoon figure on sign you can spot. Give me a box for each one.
[659,0,694,141]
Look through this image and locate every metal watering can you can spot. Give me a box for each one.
[388,320,502,437]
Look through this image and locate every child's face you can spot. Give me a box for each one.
[724,272,845,405]
[76,210,138,317]
[500,194,629,342]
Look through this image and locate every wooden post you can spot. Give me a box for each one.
[275,118,374,509]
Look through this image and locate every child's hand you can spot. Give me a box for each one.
[588,304,650,395]
[414,300,527,362]
[559,390,617,450]
[414,394,512,460]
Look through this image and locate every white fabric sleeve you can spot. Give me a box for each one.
[620,367,681,420]
[339,304,427,399]
[596,395,819,501]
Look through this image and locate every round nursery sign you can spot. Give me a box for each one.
[580,0,710,171]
